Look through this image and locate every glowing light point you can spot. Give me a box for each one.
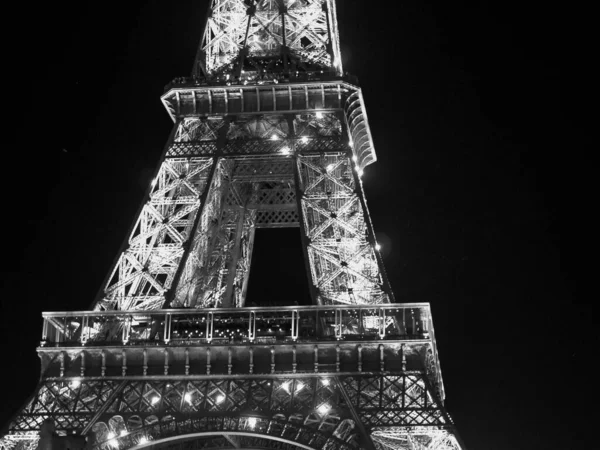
[120,431,127,437]
[316,111,323,119]
[296,381,305,392]
[139,437,148,445]
[321,378,330,386]
[248,417,257,428]
[270,134,279,141]
[375,243,381,251]
[357,169,364,177]
[184,393,192,403]
[69,379,81,389]
[300,136,309,144]
[352,155,358,162]
[317,403,331,416]
[280,146,291,155]
[326,164,335,172]
[107,432,116,440]
[150,396,160,405]
[216,394,225,404]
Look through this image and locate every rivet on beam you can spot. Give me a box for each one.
[271,347,275,374]
[292,346,297,373]
[185,348,190,375]
[357,345,362,372]
[206,348,211,375]
[164,349,169,375]
[101,350,106,377]
[336,345,340,372]
[80,351,86,377]
[122,349,127,376]
[379,344,385,372]
[143,349,148,376]
[249,347,254,374]
[314,345,319,373]
[228,348,233,375]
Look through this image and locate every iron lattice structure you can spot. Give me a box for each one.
[1,2,465,450]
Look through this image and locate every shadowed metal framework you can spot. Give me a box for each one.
[1,1,465,450]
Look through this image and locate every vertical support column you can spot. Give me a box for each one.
[80,352,86,377]
[166,157,221,307]
[291,310,299,341]
[206,312,214,343]
[222,205,248,307]
[185,348,190,375]
[206,348,211,375]
[350,154,396,303]
[122,349,127,376]
[101,350,106,377]
[293,155,319,305]
[249,347,254,374]
[248,311,256,342]
[143,349,148,376]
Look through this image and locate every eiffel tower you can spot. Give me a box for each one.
[1,1,465,450]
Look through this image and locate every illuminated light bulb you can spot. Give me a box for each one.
[151,396,160,405]
[139,437,148,445]
[271,134,279,141]
[349,140,354,148]
[316,111,323,119]
[375,243,381,251]
[357,169,364,177]
[317,403,330,415]
[326,164,335,172]
[120,431,127,437]
[321,378,330,386]
[69,379,81,388]
[247,417,257,428]
[352,155,357,162]
[300,136,309,144]
[184,393,192,403]
[280,146,291,155]
[282,381,291,393]
[216,394,225,404]
[296,381,305,392]
[107,432,116,440]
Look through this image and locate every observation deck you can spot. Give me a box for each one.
[36,304,446,403]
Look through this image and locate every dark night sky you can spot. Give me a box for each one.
[2,1,588,448]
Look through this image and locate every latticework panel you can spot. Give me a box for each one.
[1,373,462,450]
[94,158,214,311]
[199,0,342,76]
[372,429,462,450]
[295,154,389,305]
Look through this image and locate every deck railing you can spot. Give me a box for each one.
[41,304,431,347]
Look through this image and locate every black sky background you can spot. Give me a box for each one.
[2,0,588,448]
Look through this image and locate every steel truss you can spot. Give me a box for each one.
[93,109,390,311]
[2,373,456,450]
[196,0,343,78]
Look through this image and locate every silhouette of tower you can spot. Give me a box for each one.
[1,1,465,450]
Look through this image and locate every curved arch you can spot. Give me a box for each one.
[129,432,314,450]
[92,415,356,450]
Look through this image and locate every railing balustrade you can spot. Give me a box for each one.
[40,304,431,347]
